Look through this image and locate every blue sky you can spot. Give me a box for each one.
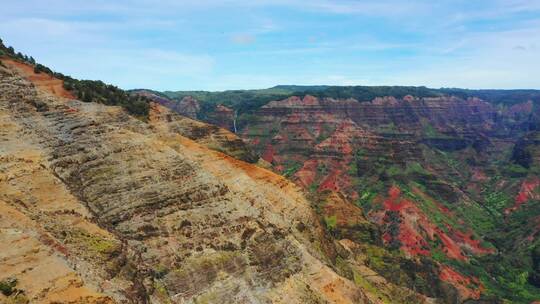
[1,0,540,90]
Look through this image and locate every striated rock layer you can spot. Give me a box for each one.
[222,94,540,303]
[0,59,436,303]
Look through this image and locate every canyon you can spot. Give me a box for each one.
[1,42,540,303]
[146,88,540,303]
[0,57,386,303]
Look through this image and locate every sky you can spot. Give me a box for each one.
[1,0,540,91]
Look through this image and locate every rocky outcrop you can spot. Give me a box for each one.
[207,104,236,131]
[239,95,498,197]
[0,60,386,303]
[228,94,540,302]
[148,102,258,163]
[174,96,201,119]
[130,91,201,119]
[2,58,75,99]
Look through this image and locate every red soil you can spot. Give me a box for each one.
[450,226,494,255]
[2,58,75,99]
[250,137,260,145]
[381,186,430,256]
[264,95,320,108]
[215,104,234,113]
[439,265,482,300]
[295,159,318,187]
[319,171,341,192]
[505,177,540,214]
[375,186,493,260]
[261,143,276,163]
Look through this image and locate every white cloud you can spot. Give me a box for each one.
[1,0,539,90]
[230,34,256,44]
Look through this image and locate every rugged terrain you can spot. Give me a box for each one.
[154,89,540,303]
[1,38,540,303]
[0,47,448,303]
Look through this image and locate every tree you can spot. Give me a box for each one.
[29,56,36,64]
[7,46,14,54]
[83,91,93,103]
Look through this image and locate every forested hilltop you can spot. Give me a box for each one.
[160,85,540,117]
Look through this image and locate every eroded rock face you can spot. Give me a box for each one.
[225,94,540,302]
[148,102,258,163]
[239,95,503,199]
[207,104,235,131]
[0,62,381,303]
[173,96,201,119]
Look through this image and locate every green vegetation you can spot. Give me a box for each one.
[65,78,150,118]
[484,191,511,215]
[163,87,296,118]
[0,278,28,304]
[504,163,529,177]
[377,122,399,134]
[305,85,438,101]
[385,165,402,177]
[353,270,391,304]
[439,88,540,106]
[163,85,540,123]
[65,229,121,256]
[0,278,17,296]
[152,279,173,304]
[356,189,377,209]
[438,252,540,303]
[324,215,337,231]
[422,123,449,138]
[282,162,302,178]
[316,124,336,142]
[360,244,438,296]
[405,162,429,175]
[308,182,319,193]
[343,138,539,303]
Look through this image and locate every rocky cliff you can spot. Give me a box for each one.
[160,92,540,303]
[3,46,540,302]
[242,94,540,303]
[0,59,424,303]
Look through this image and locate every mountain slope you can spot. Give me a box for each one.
[0,51,417,303]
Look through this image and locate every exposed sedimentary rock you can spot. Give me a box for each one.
[0,60,386,303]
[148,102,258,163]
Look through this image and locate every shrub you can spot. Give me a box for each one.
[0,278,17,296]
[505,164,528,177]
[33,64,53,75]
[324,215,337,231]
